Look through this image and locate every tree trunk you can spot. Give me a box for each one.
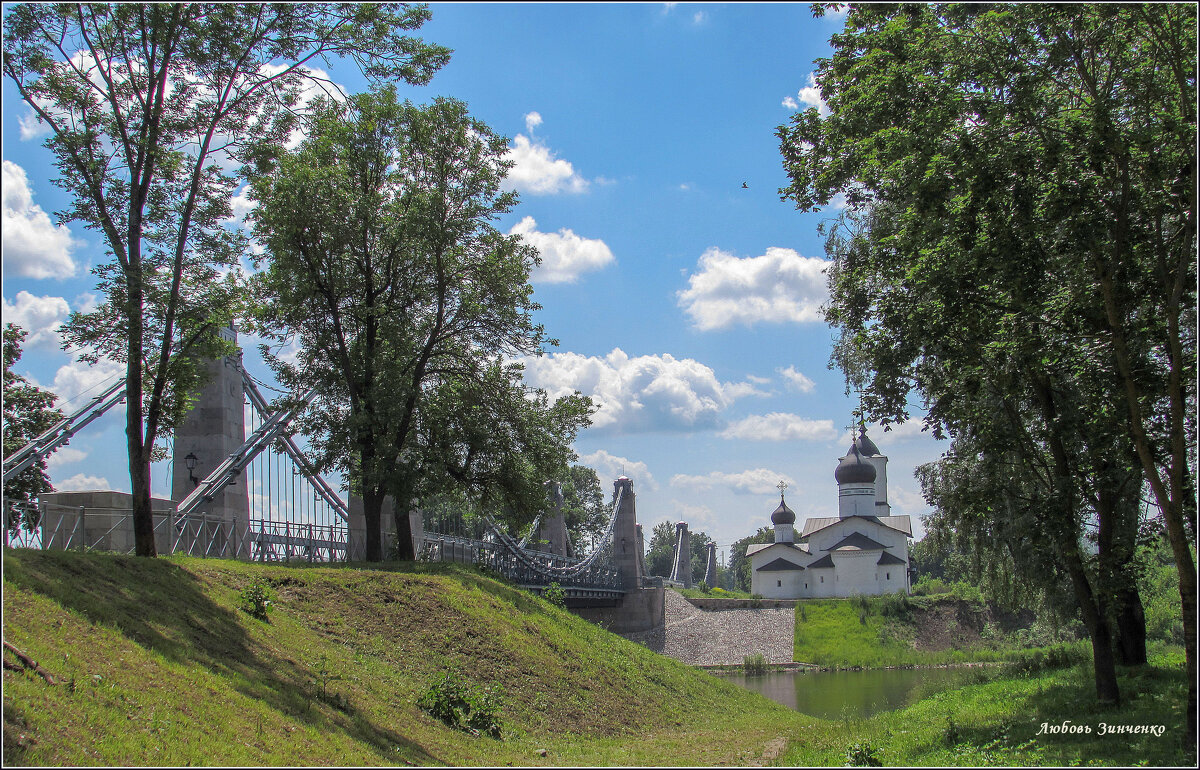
[126,280,156,557]
[1114,585,1147,666]
[362,485,384,562]
[1062,548,1122,705]
[393,507,416,561]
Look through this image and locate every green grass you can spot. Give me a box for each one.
[780,662,1194,767]
[793,593,1089,669]
[676,585,755,600]
[2,550,805,766]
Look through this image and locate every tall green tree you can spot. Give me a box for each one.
[561,465,607,552]
[3,3,450,557]
[2,325,63,532]
[779,3,1195,712]
[644,520,677,578]
[248,86,585,561]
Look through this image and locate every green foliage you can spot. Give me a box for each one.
[417,669,505,739]
[749,594,764,609]
[237,582,273,621]
[248,86,592,560]
[560,466,607,551]
[2,324,61,529]
[3,4,451,557]
[741,653,769,676]
[844,742,883,766]
[541,582,566,609]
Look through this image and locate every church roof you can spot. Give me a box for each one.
[807,554,836,568]
[800,515,913,538]
[756,557,805,572]
[854,429,881,457]
[826,532,889,551]
[771,496,796,525]
[877,551,907,566]
[835,444,877,484]
[747,542,807,558]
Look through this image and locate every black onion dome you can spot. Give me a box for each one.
[835,444,877,484]
[854,429,880,457]
[771,497,796,525]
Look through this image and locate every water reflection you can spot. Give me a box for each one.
[724,666,994,720]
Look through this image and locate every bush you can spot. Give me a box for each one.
[912,575,950,596]
[749,593,764,609]
[541,582,566,608]
[742,653,769,675]
[697,580,710,594]
[238,582,273,621]
[878,590,912,619]
[418,669,504,739]
[844,742,883,766]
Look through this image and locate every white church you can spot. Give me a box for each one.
[747,428,912,599]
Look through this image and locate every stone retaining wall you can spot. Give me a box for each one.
[684,597,800,610]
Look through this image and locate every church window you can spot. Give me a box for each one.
[820,576,824,583]
[777,580,782,587]
[886,572,890,580]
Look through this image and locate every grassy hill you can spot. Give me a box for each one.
[2,550,809,766]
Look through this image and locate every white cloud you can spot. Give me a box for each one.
[670,468,795,496]
[693,11,707,24]
[509,216,615,284]
[889,484,929,514]
[55,473,112,491]
[524,111,543,133]
[47,447,87,469]
[18,105,51,140]
[577,449,658,491]
[2,291,70,348]
[504,133,589,195]
[778,365,816,393]
[876,419,937,442]
[670,501,718,531]
[783,72,830,117]
[519,348,756,433]
[718,413,837,442]
[48,358,126,410]
[677,246,831,331]
[2,160,80,279]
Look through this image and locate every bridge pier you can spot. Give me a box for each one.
[171,324,249,558]
[570,476,665,633]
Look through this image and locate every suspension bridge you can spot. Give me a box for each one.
[2,332,667,632]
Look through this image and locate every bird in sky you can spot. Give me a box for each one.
[741,182,749,188]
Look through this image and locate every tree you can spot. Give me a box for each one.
[779,4,1194,711]
[3,325,63,532]
[729,526,774,593]
[644,520,677,578]
[560,465,607,552]
[248,86,587,561]
[3,3,450,557]
[688,530,716,586]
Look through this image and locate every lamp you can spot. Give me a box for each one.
[184,451,200,488]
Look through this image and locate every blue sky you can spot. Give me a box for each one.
[2,3,947,557]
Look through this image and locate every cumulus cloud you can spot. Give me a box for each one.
[677,246,830,331]
[55,473,112,491]
[577,449,658,491]
[2,291,70,348]
[504,129,589,195]
[524,111,543,133]
[718,413,837,442]
[519,348,756,433]
[778,365,816,393]
[47,447,88,469]
[18,106,51,140]
[670,468,795,495]
[509,216,615,283]
[2,161,80,280]
[783,72,830,117]
[47,358,126,410]
[889,484,929,514]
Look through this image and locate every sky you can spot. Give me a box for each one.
[2,3,949,560]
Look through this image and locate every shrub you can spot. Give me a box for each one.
[541,582,566,608]
[878,590,912,619]
[749,593,764,609]
[742,653,769,675]
[912,575,950,596]
[697,580,710,594]
[844,742,883,766]
[238,582,273,621]
[418,669,504,739]
[943,715,962,746]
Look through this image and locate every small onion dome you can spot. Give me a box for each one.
[854,429,880,457]
[835,444,877,484]
[771,496,796,525]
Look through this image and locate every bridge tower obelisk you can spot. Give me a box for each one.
[612,476,642,588]
[172,324,250,557]
[703,541,718,588]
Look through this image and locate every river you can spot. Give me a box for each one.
[723,665,997,720]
